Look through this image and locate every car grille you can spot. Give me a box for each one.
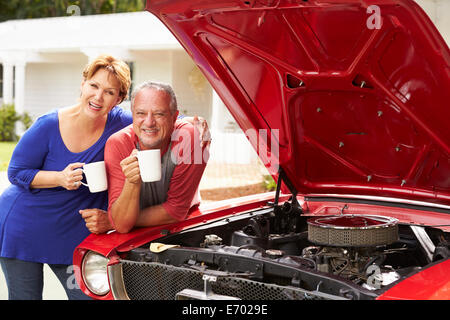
[119,260,326,300]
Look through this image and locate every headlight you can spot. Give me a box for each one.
[82,251,110,296]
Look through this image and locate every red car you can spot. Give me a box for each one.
[74,0,450,300]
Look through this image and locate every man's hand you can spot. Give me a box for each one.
[120,149,141,184]
[79,208,112,234]
[193,115,211,148]
[182,116,211,147]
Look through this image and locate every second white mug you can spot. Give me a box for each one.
[81,161,108,193]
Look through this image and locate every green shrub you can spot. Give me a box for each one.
[0,104,21,141]
[21,111,33,130]
[0,104,34,141]
[262,174,277,191]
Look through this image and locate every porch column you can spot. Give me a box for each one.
[211,89,223,134]
[209,89,226,162]
[2,62,14,105]
[14,61,26,114]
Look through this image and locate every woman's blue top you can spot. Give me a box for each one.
[0,107,132,265]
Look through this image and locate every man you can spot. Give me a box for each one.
[103,81,208,233]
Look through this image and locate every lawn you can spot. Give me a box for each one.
[0,142,17,171]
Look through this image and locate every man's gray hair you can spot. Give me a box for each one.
[130,81,178,113]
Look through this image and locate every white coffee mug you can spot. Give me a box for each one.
[137,149,161,182]
[81,161,108,193]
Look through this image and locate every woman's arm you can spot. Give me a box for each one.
[8,116,50,190]
[8,114,84,191]
[30,162,84,190]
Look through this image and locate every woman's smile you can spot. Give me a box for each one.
[88,101,103,111]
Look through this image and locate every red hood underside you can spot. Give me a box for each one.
[147,0,450,206]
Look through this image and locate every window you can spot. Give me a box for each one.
[0,64,3,99]
[0,64,15,100]
[118,61,134,110]
[126,61,135,100]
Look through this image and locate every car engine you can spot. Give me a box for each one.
[123,200,450,300]
[303,214,400,289]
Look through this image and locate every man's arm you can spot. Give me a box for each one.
[105,141,180,233]
[135,204,177,227]
[111,150,178,231]
[108,149,142,233]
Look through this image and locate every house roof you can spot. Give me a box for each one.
[0,11,182,54]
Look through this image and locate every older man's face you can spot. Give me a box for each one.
[132,87,178,150]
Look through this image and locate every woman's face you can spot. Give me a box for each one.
[80,68,122,118]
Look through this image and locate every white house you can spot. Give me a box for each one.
[0,11,258,164]
[0,1,448,164]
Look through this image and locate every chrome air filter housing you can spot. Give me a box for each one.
[307,215,399,247]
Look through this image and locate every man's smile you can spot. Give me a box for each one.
[142,128,158,135]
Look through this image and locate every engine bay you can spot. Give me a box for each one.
[124,199,450,300]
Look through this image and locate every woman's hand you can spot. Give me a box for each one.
[58,162,84,190]
[79,208,112,234]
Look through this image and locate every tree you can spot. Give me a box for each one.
[0,0,145,22]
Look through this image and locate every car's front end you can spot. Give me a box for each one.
[74,191,450,300]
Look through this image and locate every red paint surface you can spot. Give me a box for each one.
[378,259,450,300]
[147,0,450,206]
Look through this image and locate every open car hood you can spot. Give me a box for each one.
[146,0,450,206]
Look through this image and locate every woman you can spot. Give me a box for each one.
[0,55,208,300]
